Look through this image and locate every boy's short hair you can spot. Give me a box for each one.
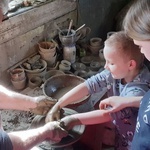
[105,31,144,69]
[123,0,150,41]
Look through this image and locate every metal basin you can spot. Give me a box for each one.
[43,74,89,105]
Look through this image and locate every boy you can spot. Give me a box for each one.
[47,31,150,150]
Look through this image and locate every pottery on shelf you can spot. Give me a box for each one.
[89,37,103,56]
[59,29,77,46]
[90,37,102,47]
[38,41,57,67]
[11,77,27,90]
[72,62,86,71]
[20,58,47,79]
[28,76,42,89]
[38,42,56,53]
[10,68,26,81]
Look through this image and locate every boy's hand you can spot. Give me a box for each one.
[30,96,57,115]
[60,115,81,130]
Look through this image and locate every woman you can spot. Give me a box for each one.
[100,0,150,149]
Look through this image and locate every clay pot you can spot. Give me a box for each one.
[72,62,86,71]
[80,56,93,66]
[38,42,56,53]
[11,77,27,90]
[38,42,57,67]
[28,76,42,89]
[90,37,102,47]
[89,45,103,56]
[90,61,101,71]
[39,50,57,67]
[20,59,47,79]
[59,60,71,72]
[21,59,47,74]
[26,68,47,79]
[10,68,26,81]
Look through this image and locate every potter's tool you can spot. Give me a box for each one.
[67,19,73,36]
[75,24,86,32]
[54,22,64,35]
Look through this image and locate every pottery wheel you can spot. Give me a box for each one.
[30,108,85,149]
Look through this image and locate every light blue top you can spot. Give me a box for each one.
[85,66,150,150]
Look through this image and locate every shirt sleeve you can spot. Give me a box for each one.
[85,69,111,94]
[0,130,13,150]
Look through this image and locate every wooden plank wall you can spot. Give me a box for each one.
[0,0,77,86]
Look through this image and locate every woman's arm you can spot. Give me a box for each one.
[99,96,142,113]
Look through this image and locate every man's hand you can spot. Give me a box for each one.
[45,104,61,123]
[44,121,68,142]
[30,96,57,115]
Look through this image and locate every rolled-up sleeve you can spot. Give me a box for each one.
[85,70,111,94]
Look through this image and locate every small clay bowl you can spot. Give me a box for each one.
[90,61,101,71]
[72,62,86,71]
[89,44,103,56]
[90,37,102,47]
[10,68,26,81]
[28,76,42,89]
[11,77,27,90]
[80,56,93,66]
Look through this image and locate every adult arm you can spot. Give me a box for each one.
[8,121,67,150]
[0,85,56,115]
[99,96,142,113]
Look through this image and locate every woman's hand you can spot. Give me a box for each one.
[99,96,129,113]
